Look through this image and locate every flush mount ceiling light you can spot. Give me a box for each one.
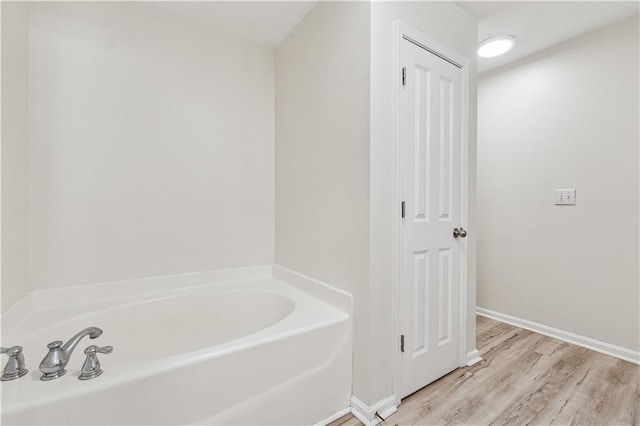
[478,36,516,58]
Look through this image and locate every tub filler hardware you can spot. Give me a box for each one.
[79,345,113,381]
[0,346,28,381]
[39,327,103,381]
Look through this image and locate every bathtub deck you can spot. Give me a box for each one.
[330,316,640,426]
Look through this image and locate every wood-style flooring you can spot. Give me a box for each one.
[331,316,640,426]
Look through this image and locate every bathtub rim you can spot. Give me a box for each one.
[2,264,352,322]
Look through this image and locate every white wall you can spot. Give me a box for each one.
[1,2,30,312]
[477,16,639,352]
[277,1,479,406]
[275,0,371,402]
[28,2,275,289]
[369,1,478,404]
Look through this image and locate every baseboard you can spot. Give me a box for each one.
[465,348,483,366]
[350,395,397,426]
[315,407,351,426]
[477,307,640,365]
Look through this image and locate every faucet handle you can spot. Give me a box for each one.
[0,345,29,381]
[79,345,113,380]
[85,345,113,355]
[47,341,63,350]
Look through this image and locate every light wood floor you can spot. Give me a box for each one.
[331,316,640,426]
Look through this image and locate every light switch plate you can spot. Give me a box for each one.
[555,189,576,205]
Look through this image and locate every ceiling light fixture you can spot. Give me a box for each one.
[478,36,516,58]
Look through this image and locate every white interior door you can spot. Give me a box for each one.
[400,37,465,398]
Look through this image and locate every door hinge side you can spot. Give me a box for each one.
[402,67,406,86]
[400,334,405,352]
[401,201,406,219]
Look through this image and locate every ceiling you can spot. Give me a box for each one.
[455,1,640,74]
[149,1,317,48]
[147,1,638,72]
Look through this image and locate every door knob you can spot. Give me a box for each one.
[453,227,468,238]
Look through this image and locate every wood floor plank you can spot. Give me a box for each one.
[572,357,639,425]
[526,349,597,425]
[485,344,593,425]
[442,347,542,422]
[329,316,640,426]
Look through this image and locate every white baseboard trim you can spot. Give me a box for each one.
[465,348,483,366]
[350,395,397,426]
[315,407,351,426]
[477,307,640,365]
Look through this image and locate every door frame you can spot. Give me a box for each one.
[391,21,471,406]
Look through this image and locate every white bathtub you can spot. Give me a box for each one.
[0,265,353,425]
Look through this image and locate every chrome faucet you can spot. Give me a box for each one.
[79,345,113,380]
[1,346,28,381]
[39,327,103,381]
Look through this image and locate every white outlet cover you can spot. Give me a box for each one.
[555,189,576,205]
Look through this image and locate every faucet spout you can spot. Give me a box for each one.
[61,327,103,356]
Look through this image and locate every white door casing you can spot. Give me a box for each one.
[399,34,467,399]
